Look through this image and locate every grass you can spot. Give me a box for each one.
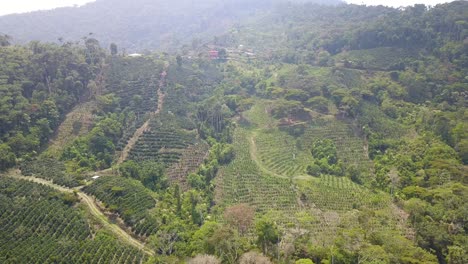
[47,101,97,156]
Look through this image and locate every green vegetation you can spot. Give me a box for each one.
[83,176,159,237]
[0,177,148,263]
[21,157,80,187]
[0,41,102,171]
[0,0,466,263]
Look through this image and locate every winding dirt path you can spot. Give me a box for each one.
[3,172,154,256]
[248,131,288,179]
[117,64,168,164]
[77,192,154,255]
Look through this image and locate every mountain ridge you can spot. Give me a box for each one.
[0,0,342,52]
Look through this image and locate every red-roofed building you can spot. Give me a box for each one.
[209,50,219,60]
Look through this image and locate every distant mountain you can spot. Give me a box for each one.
[0,0,342,52]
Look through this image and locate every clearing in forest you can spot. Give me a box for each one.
[47,101,97,155]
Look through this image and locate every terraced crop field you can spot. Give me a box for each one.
[300,121,374,174]
[216,128,298,217]
[298,175,390,212]
[0,177,148,263]
[254,129,312,178]
[116,77,159,117]
[215,98,409,242]
[167,142,210,189]
[128,119,198,167]
[21,157,80,187]
[83,176,159,237]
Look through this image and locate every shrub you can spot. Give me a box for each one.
[296,259,314,264]
[188,254,221,264]
[239,251,272,264]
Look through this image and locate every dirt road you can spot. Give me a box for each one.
[3,173,154,256]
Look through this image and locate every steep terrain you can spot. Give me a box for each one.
[0,1,466,263]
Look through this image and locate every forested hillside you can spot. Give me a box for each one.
[0,0,341,52]
[0,0,466,264]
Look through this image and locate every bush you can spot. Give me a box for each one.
[239,251,272,264]
[296,259,314,264]
[188,254,221,264]
[0,144,16,171]
[306,164,321,176]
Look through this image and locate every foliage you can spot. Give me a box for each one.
[0,42,101,170]
[0,177,147,263]
[223,203,255,234]
[21,157,80,187]
[256,216,280,255]
[307,139,344,177]
[295,259,314,264]
[120,160,168,191]
[0,144,16,171]
[0,0,467,262]
[188,254,221,264]
[62,114,123,170]
[83,176,159,236]
[240,252,272,264]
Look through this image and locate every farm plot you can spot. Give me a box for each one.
[128,119,198,167]
[254,129,312,178]
[297,175,390,212]
[242,100,277,128]
[21,157,80,187]
[291,175,403,244]
[115,116,149,152]
[115,77,159,117]
[105,56,164,119]
[0,177,147,264]
[216,128,299,217]
[300,121,374,173]
[167,142,210,189]
[216,127,405,241]
[83,176,159,237]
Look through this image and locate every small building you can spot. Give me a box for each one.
[91,175,100,180]
[209,50,219,60]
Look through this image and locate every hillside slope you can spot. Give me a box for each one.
[0,0,341,52]
[0,1,466,263]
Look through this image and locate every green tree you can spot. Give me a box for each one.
[208,225,245,263]
[110,43,118,56]
[0,144,16,171]
[256,217,280,255]
[140,161,167,191]
[0,34,11,46]
[176,55,183,67]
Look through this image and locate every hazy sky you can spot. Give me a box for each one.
[345,0,454,7]
[0,0,455,16]
[0,0,96,16]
